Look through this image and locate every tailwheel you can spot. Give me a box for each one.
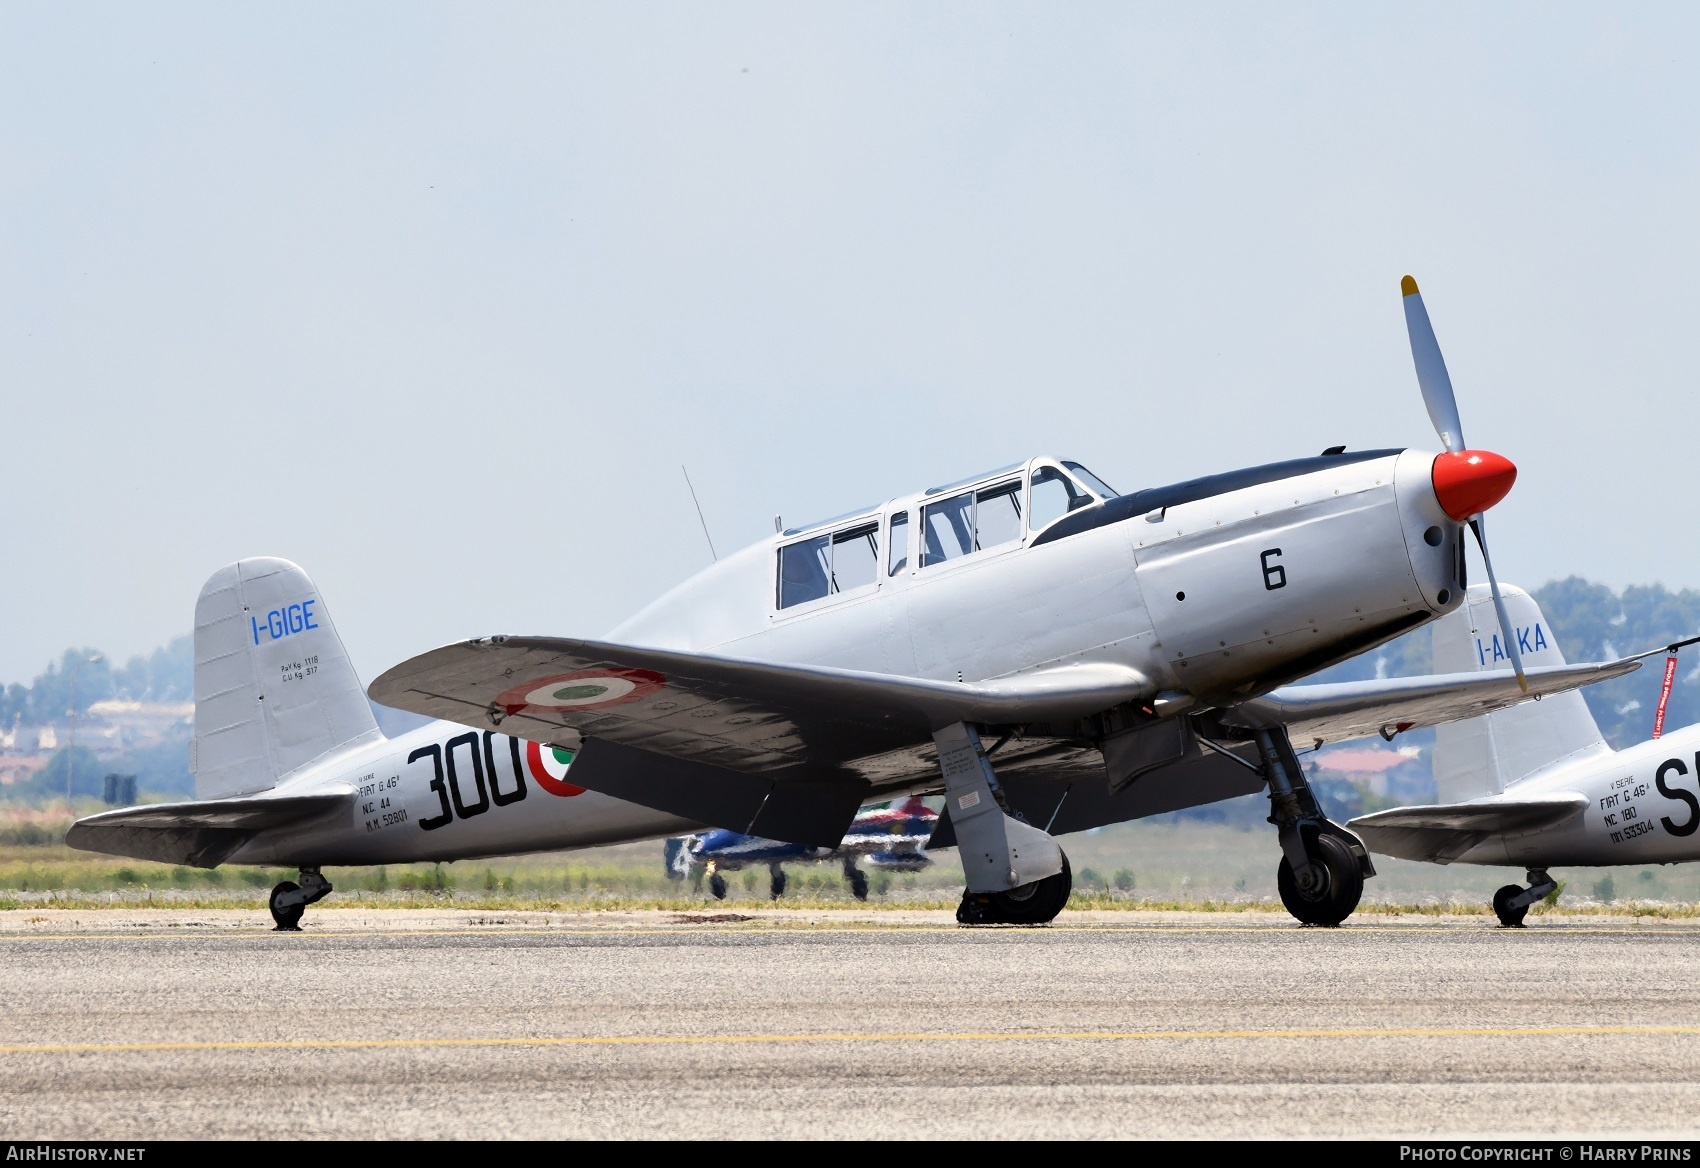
[269,881,306,932]
[1277,834,1363,927]
[1493,884,1530,928]
[957,853,1072,925]
[847,868,870,901]
[769,866,788,900]
[708,873,728,900]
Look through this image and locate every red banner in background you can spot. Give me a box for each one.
[1653,651,1680,739]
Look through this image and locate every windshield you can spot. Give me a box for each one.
[1062,461,1118,499]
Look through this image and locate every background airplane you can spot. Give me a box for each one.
[665,796,936,900]
[371,278,1639,927]
[1349,585,1700,926]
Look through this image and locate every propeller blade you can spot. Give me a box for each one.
[1469,515,1527,693]
[1402,275,1466,454]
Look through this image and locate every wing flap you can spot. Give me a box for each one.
[65,788,354,868]
[1223,659,1641,746]
[1346,794,1588,864]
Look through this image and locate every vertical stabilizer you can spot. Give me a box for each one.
[1431,583,1610,802]
[193,558,380,799]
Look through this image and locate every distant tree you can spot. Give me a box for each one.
[20,746,105,802]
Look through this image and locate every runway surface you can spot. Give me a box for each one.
[3,908,1699,1139]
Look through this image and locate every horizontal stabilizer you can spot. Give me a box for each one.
[1221,658,1641,747]
[65,787,354,869]
[1346,794,1588,864]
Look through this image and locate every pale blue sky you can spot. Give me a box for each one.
[3,3,1697,684]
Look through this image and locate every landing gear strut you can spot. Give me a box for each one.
[1493,868,1556,928]
[843,857,870,901]
[934,722,1071,926]
[269,868,333,931]
[1252,727,1374,927]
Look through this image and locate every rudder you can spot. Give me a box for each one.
[193,558,380,799]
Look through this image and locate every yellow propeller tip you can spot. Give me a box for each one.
[1517,675,1529,694]
[1401,275,1420,297]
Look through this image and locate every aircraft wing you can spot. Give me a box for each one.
[1346,794,1589,863]
[1220,659,1641,746]
[65,787,354,868]
[369,637,1150,846]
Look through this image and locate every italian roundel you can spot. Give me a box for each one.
[495,667,666,717]
[525,741,586,797]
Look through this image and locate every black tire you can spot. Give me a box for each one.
[269,881,305,931]
[1493,884,1529,928]
[848,869,870,901]
[708,873,728,900]
[770,869,787,899]
[985,854,1073,925]
[1277,834,1363,927]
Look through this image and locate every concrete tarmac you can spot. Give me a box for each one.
[3,908,1699,1139]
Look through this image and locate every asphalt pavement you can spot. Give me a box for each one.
[1,908,1696,1139]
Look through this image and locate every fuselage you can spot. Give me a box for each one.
[231,719,698,867]
[1446,723,1700,868]
[612,450,1465,709]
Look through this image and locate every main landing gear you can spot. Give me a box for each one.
[843,857,870,902]
[934,722,1072,926]
[269,868,333,931]
[1243,726,1375,927]
[1493,869,1557,928]
[705,863,790,900]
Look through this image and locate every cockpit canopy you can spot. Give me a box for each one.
[777,457,1117,611]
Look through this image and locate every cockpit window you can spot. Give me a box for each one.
[975,479,1022,550]
[922,492,973,567]
[778,521,880,609]
[1029,465,1096,533]
[1062,461,1118,499]
[921,478,1022,568]
[831,522,879,593]
[778,535,831,608]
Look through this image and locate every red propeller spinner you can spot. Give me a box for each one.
[1430,450,1517,522]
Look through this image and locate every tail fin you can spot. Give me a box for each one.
[1431,583,1610,801]
[192,558,380,799]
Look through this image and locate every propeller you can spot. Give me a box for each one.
[1401,275,1526,692]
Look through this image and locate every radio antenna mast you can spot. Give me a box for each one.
[681,465,718,562]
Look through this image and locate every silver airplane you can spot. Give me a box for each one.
[363,276,1639,928]
[1349,584,1698,926]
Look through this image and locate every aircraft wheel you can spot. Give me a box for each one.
[848,869,870,901]
[1493,884,1529,929]
[708,873,728,900]
[770,869,787,899]
[269,881,305,932]
[1277,835,1362,927]
[958,854,1072,925]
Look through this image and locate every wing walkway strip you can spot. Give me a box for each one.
[5,1024,1699,1056]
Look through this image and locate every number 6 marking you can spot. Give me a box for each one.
[1260,548,1286,591]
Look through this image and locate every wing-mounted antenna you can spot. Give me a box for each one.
[681,465,718,562]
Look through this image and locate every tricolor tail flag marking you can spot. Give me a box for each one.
[525,741,585,797]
